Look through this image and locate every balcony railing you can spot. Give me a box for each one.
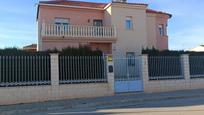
[41,24,117,38]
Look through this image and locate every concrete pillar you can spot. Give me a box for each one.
[50,53,59,86]
[141,55,149,92]
[106,56,115,94]
[181,54,190,89]
[50,53,60,100]
[181,54,190,80]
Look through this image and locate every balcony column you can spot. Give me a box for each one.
[114,26,117,38]
[42,22,46,36]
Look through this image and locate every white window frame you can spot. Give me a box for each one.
[159,24,165,36]
[125,16,133,30]
[54,18,70,25]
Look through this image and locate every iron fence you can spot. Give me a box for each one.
[0,55,51,87]
[59,56,107,84]
[148,56,183,80]
[189,56,204,78]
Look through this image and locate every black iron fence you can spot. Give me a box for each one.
[0,55,51,87]
[148,56,183,80]
[59,56,107,84]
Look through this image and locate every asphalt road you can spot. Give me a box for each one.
[29,96,204,115]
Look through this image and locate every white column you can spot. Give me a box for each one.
[114,26,117,38]
[38,22,42,51]
[50,53,59,86]
[141,55,149,92]
[106,56,115,94]
[42,22,46,36]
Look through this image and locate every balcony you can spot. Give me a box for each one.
[41,24,117,38]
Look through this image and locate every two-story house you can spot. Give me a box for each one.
[37,0,171,57]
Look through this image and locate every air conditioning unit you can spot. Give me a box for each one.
[112,0,127,3]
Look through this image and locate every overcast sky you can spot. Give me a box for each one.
[0,0,203,50]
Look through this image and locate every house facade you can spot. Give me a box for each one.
[23,44,37,52]
[188,45,204,52]
[37,0,171,56]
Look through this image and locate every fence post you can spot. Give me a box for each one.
[50,53,59,86]
[181,54,190,89]
[141,55,149,92]
[106,56,115,94]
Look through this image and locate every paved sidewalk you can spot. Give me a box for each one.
[1,89,204,115]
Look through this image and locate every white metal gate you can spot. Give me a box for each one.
[114,57,143,93]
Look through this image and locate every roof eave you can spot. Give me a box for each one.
[168,14,172,18]
[39,3,105,11]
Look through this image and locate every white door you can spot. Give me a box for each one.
[114,53,143,93]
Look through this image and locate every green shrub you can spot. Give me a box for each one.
[142,48,204,56]
[142,48,185,56]
[0,46,103,56]
[0,47,49,56]
[48,46,103,56]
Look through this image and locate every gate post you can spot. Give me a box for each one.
[181,54,190,89]
[50,53,59,86]
[50,53,60,99]
[141,55,149,92]
[106,55,115,94]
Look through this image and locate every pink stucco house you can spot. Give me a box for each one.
[37,0,171,56]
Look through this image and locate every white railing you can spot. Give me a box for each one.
[41,24,117,38]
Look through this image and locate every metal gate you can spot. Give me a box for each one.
[114,57,143,93]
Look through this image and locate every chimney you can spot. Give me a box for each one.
[112,0,127,3]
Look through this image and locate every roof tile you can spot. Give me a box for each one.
[147,9,172,17]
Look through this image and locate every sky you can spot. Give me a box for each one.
[0,0,204,50]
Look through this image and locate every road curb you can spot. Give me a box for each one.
[1,91,204,115]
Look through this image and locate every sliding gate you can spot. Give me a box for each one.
[114,57,143,93]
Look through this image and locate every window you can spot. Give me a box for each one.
[55,18,69,25]
[125,17,133,30]
[54,18,69,34]
[93,20,103,26]
[159,24,165,36]
[93,20,103,36]
[126,52,135,66]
